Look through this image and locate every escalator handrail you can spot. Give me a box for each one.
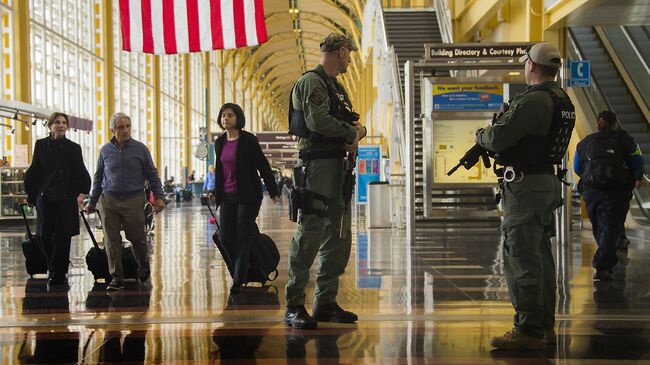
[595,26,650,127]
[621,26,650,78]
[567,28,613,115]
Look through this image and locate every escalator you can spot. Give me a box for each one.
[568,26,650,225]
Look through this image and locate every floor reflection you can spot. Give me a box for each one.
[1,200,650,362]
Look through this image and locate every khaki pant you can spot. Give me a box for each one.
[286,157,352,306]
[501,174,562,338]
[100,194,149,281]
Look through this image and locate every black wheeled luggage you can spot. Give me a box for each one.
[207,205,279,284]
[19,203,48,277]
[81,210,138,282]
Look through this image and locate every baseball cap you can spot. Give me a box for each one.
[519,42,562,67]
[320,33,358,52]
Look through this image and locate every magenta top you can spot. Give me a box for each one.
[221,139,239,194]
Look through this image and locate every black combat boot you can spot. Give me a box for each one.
[313,303,358,323]
[284,305,318,329]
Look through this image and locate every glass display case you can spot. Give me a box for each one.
[0,167,34,219]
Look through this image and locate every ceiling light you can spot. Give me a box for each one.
[509,71,521,76]
[289,9,299,14]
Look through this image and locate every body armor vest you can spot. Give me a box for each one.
[495,83,575,172]
[288,67,359,144]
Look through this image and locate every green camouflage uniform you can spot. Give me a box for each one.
[477,81,563,338]
[286,64,357,307]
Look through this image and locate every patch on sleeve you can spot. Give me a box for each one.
[309,88,327,106]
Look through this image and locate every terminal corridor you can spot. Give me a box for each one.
[1,199,650,363]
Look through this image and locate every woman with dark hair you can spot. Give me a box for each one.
[24,112,91,286]
[211,103,280,293]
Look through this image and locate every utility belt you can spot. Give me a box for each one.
[298,149,346,162]
[495,164,554,183]
[289,149,346,221]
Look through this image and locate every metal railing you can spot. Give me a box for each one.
[377,3,407,170]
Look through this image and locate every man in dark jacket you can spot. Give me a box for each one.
[574,110,644,281]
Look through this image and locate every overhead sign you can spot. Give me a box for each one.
[356,145,381,204]
[255,132,298,143]
[433,83,504,111]
[255,132,298,169]
[569,60,590,87]
[425,43,532,60]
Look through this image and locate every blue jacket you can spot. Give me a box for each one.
[203,171,215,191]
[574,129,644,189]
[90,137,163,205]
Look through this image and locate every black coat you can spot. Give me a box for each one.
[24,136,91,237]
[213,130,279,206]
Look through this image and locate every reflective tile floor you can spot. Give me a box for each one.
[2,198,650,363]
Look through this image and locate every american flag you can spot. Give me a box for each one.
[119,0,268,54]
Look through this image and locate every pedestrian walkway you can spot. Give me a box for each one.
[1,198,650,363]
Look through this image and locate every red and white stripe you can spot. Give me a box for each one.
[119,0,268,54]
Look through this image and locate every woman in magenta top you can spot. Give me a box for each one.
[212,103,280,293]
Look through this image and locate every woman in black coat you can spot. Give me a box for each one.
[24,112,91,286]
[212,103,279,293]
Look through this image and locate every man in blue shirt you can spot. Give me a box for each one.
[87,112,165,291]
[574,110,644,281]
[203,165,216,193]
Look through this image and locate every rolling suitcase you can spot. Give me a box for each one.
[207,205,279,284]
[81,210,138,282]
[19,203,48,277]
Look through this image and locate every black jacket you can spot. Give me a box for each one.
[24,136,91,237]
[213,130,279,206]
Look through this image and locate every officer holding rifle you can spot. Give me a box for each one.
[451,43,574,350]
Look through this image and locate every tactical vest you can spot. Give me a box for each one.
[288,67,359,144]
[495,83,576,174]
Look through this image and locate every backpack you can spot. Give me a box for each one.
[582,132,632,189]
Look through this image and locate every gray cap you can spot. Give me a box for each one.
[320,33,358,52]
[519,42,562,67]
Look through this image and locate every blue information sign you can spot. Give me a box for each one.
[569,60,590,87]
[356,145,381,204]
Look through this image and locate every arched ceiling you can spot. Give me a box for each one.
[237,0,363,130]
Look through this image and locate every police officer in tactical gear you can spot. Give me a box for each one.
[574,110,644,281]
[476,42,571,350]
[284,33,367,330]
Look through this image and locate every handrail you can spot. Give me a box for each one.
[434,0,454,44]
[567,28,612,115]
[595,26,650,128]
[377,3,407,170]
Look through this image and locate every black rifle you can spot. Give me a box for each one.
[446,102,509,176]
[339,151,356,239]
[446,143,491,176]
[338,110,360,239]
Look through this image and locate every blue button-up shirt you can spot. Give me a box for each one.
[89,137,164,205]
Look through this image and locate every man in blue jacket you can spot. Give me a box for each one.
[87,112,165,291]
[574,110,644,281]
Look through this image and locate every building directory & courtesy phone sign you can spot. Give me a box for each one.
[425,43,532,60]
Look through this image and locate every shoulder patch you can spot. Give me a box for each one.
[309,88,327,106]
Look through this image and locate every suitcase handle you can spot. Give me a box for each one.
[206,204,220,229]
[80,210,101,250]
[18,203,34,238]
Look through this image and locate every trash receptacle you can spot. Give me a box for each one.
[367,181,391,228]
